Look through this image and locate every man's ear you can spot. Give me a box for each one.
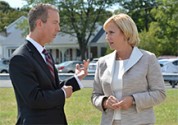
[35,19,43,29]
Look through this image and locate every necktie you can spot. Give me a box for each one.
[42,49,55,79]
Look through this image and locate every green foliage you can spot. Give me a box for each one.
[107,0,178,56]
[57,0,114,60]
[16,19,29,37]
[150,0,178,56]
[25,0,57,6]
[119,0,158,32]
[0,1,28,32]
[139,31,158,56]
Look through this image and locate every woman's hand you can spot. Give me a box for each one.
[103,95,134,110]
[103,96,119,110]
[112,96,134,110]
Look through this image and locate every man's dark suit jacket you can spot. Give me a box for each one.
[9,41,80,125]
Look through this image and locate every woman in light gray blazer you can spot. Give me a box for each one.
[91,13,166,125]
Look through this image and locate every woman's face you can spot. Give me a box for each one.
[105,21,127,50]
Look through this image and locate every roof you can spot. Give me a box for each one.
[90,28,105,43]
[6,16,27,33]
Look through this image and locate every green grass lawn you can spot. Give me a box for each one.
[0,88,178,125]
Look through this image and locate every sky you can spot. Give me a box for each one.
[1,0,27,8]
[1,0,120,12]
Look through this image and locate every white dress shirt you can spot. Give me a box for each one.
[112,59,128,120]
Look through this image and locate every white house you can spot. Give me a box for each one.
[0,35,5,58]
[0,16,107,63]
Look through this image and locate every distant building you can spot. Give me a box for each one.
[0,35,5,58]
[0,16,107,63]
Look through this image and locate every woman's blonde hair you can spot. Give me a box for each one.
[103,13,140,46]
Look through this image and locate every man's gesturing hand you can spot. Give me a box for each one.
[75,59,90,80]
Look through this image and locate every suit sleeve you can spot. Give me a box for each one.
[59,77,81,92]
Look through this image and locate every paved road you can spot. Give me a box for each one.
[0,73,94,88]
[1,73,177,88]
[0,80,177,89]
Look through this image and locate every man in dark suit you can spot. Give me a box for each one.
[9,3,89,125]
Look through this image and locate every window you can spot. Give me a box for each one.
[8,49,15,57]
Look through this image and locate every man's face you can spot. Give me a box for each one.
[41,9,60,44]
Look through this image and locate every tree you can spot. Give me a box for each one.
[57,0,114,60]
[139,29,163,56]
[138,0,178,56]
[118,0,158,32]
[0,1,14,32]
[149,0,178,56]
[0,1,28,32]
